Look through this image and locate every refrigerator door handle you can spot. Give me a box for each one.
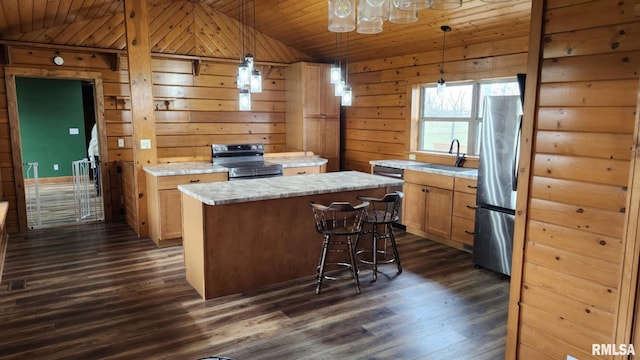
[512,114,523,192]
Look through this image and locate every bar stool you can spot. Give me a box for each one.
[310,200,369,294]
[355,192,403,281]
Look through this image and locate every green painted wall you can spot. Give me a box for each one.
[16,77,88,178]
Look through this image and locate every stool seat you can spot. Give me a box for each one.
[356,192,403,281]
[310,201,369,294]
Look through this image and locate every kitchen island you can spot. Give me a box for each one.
[178,171,403,299]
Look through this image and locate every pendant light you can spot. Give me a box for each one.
[437,25,451,95]
[249,0,262,93]
[239,89,251,111]
[341,33,353,106]
[330,33,342,84]
[328,0,356,32]
[388,1,418,24]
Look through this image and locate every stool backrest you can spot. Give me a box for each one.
[310,201,369,236]
[358,191,404,223]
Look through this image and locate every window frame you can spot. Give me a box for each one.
[417,78,518,156]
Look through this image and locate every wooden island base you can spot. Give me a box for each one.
[182,187,386,299]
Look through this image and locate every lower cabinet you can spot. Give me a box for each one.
[147,172,227,247]
[403,170,454,242]
[404,169,478,252]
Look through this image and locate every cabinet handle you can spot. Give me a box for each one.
[466,205,477,210]
[297,171,307,175]
[189,179,200,183]
[465,230,475,235]
[467,185,478,189]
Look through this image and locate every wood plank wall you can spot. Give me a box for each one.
[0,2,304,233]
[344,36,530,172]
[512,0,640,358]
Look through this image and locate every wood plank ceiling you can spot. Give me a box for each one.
[0,0,532,63]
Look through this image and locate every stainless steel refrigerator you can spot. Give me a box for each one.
[473,95,522,276]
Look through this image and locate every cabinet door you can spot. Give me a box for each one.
[159,189,182,240]
[303,63,323,117]
[425,187,453,239]
[403,182,426,230]
[323,117,340,171]
[305,117,324,156]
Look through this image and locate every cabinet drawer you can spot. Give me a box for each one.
[156,172,227,190]
[283,166,321,176]
[453,191,476,219]
[454,177,478,194]
[451,216,475,246]
[404,169,454,190]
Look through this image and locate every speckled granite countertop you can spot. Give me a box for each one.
[143,162,228,176]
[178,171,404,206]
[370,159,478,180]
[143,157,327,176]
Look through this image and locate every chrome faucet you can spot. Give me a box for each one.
[448,138,466,167]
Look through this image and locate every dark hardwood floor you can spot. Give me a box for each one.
[0,222,509,359]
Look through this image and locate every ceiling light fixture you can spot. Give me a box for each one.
[330,0,467,33]
[236,0,262,111]
[341,33,353,106]
[328,0,356,32]
[437,25,451,94]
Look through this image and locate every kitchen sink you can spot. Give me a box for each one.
[412,163,477,174]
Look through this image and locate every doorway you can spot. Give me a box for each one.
[17,77,103,228]
[5,68,110,232]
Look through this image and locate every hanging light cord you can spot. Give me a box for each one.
[440,25,451,76]
[345,32,349,84]
[238,0,243,60]
[253,0,257,58]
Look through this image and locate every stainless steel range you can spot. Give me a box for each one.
[211,143,283,180]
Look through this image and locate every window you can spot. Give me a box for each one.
[418,79,520,156]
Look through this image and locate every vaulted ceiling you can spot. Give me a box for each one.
[0,0,532,63]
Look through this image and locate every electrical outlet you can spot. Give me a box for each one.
[118,138,125,147]
[408,154,416,160]
[53,164,59,171]
[69,128,79,135]
[140,139,151,149]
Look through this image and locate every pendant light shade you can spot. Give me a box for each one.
[239,90,251,111]
[335,81,345,96]
[357,18,383,34]
[237,61,250,90]
[341,86,353,106]
[330,64,342,84]
[328,0,356,32]
[359,0,387,21]
[250,70,262,93]
[388,2,418,24]
[430,0,462,10]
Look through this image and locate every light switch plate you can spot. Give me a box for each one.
[140,139,151,149]
[53,164,59,171]
[118,138,125,147]
[69,128,79,135]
